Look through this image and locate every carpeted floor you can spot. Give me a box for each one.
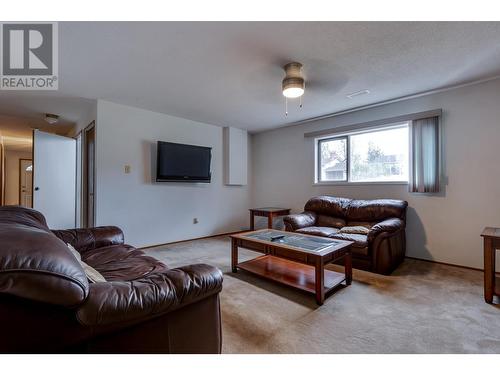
[147,236,500,353]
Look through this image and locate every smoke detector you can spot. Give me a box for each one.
[44,113,59,124]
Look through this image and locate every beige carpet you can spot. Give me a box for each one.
[147,236,500,353]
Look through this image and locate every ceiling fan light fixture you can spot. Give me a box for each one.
[282,84,304,98]
[282,62,305,98]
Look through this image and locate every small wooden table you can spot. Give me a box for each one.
[481,227,500,303]
[231,229,353,305]
[249,207,291,230]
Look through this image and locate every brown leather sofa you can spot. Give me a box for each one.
[0,206,223,353]
[283,196,408,275]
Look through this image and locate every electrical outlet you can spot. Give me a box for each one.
[124,165,131,174]
[193,218,199,224]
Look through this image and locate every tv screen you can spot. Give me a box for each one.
[156,141,212,182]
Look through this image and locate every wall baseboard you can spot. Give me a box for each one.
[405,256,499,274]
[140,230,246,250]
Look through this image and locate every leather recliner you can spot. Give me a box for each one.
[283,196,408,274]
[0,206,223,353]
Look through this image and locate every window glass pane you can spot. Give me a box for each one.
[319,137,347,181]
[349,126,409,182]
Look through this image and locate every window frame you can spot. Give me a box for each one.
[316,135,348,183]
[314,123,410,186]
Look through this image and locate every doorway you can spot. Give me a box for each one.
[19,158,33,208]
[0,136,33,208]
[0,114,79,229]
[82,121,96,228]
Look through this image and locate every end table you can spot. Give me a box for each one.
[481,227,500,303]
[249,207,291,230]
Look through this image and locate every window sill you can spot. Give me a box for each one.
[313,181,409,187]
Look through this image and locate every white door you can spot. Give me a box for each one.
[19,159,33,208]
[33,130,76,229]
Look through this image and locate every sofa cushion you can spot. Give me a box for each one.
[82,244,168,282]
[296,226,339,237]
[331,232,368,249]
[339,226,370,235]
[346,221,374,229]
[316,215,346,229]
[331,233,369,256]
[76,264,223,327]
[304,196,351,218]
[67,243,107,283]
[346,199,408,221]
[0,206,89,307]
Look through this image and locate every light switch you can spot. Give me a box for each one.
[124,165,131,174]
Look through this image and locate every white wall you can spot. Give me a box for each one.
[252,78,500,270]
[4,150,32,205]
[95,100,251,248]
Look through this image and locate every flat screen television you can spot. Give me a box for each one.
[156,141,212,183]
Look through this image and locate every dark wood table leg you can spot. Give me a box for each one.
[484,237,495,303]
[267,213,273,229]
[344,249,352,286]
[315,258,325,305]
[249,211,255,231]
[231,238,238,273]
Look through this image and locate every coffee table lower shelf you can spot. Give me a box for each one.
[236,255,346,296]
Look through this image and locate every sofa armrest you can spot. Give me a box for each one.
[52,226,125,254]
[283,212,317,231]
[368,218,404,241]
[75,264,223,327]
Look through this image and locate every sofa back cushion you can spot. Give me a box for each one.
[316,215,346,228]
[304,196,351,218]
[346,199,408,222]
[0,206,89,307]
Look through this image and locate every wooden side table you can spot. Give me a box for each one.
[249,207,291,230]
[481,227,500,303]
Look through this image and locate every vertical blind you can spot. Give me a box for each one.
[410,116,440,193]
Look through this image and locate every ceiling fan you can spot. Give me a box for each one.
[281,62,305,116]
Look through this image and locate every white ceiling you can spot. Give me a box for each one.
[1,22,500,133]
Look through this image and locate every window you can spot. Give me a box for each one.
[316,124,409,183]
[318,137,347,181]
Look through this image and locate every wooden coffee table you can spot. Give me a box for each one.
[230,229,353,305]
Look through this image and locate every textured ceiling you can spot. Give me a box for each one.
[1,22,500,132]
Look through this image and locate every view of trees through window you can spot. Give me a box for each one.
[319,137,347,181]
[317,125,409,183]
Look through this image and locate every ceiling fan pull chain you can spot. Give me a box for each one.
[300,95,303,109]
[285,97,288,116]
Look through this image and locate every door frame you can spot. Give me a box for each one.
[18,158,33,207]
[0,142,4,206]
[31,130,35,207]
[82,121,96,228]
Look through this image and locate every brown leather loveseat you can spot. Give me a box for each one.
[283,196,408,274]
[0,206,223,353]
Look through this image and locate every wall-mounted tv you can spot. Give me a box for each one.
[156,141,212,183]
